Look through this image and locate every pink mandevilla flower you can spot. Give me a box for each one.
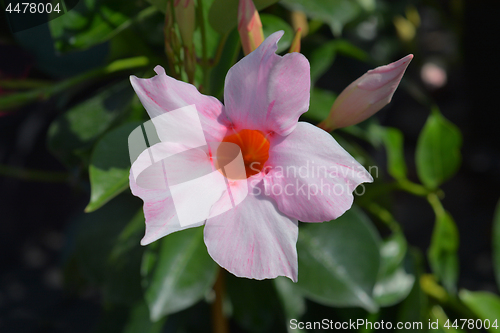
[129,31,373,282]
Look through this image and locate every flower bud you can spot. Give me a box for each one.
[174,0,195,51]
[238,0,264,55]
[288,28,301,53]
[319,54,413,131]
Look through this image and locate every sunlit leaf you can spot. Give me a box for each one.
[86,122,141,212]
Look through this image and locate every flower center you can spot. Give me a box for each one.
[216,129,270,179]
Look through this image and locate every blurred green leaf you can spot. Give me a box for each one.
[428,211,459,294]
[86,122,141,212]
[308,41,336,84]
[274,277,306,333]
[49,0,153,52]
[374,268,414,307]
[145,0,168,12]
[374,233,414,307]
[67,193,143,305]
[303,88,336,123]
[47,81,134,166]
[379,232,407,277]
[296,207,380,313]
[123,301,167,333]
[261,14,294,53]
[307,39,367,84]
[143,227,218,321]
[415,108,462,189]
[382,127,408,181]
[280,0,362,36]
[208,0,279,34]
[459,290,500,333]
[227,275,282,333]
[209,28,240,97]
[332,39,368,60]
[397,250,429,332]
[493,200,500,289]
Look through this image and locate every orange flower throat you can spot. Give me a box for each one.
[217,129,270,179]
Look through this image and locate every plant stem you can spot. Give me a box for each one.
[212,269,229,333]
[427,192,446,217]
[0,56,149,111]
[0,164,69,182]
[366,202,401,233]
[210,32,229,67]
[0,79,53,89]
[197,0,209,93]
[396,178,430,196]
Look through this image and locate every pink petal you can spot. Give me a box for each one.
[263,122,373,222]
[204,178,299,281]
[131,142,228,245]
[130,66,228,142]
[223,31,310,136]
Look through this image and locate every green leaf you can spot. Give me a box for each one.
[493,199,500,289]
[459,290,500,332]
[382,127,408,181]
[274,277,306,333]
[379,232,407,278]
[296,207,381,312]
[307,39,367,84]
[49,0,151,52]
[47,81,134,167]
[415,108,462,189]
[227,275,282,333]
[67,193,143,305]
[86,122,141,212]
[208,0,279,34]
[303,88,336,123]
[123,301,167,333]
[280,0,362,36]
[396,250,429,332]
[145,0,168,12]
[332,39,368,60]
[261,14,294,53]
[374,233,414,307]
[143,227,218,321]
[209,28,240,98]
[308,41,336,84]
[374,267,414,307]
[428,211,459,294]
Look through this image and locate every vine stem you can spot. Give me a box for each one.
[0,56,149,111]
[197,0,209,93]
[0,164,69,182]
[212,268,229,333]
